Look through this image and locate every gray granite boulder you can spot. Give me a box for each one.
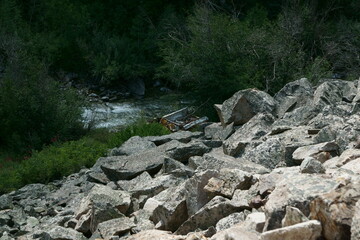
[217,88,276,126]
[274,78,314,118]
[223,113,274,157]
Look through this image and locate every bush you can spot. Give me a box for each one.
[0,121,170,194]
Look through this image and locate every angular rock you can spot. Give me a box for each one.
[108,136,156,156]
[264,172,338,230]
[313,80,357,107]
[341,158,360,174]
[165,141,211,163]
[99,149,167,181]
[149,170,220,232]
[130,210,155,233]
[351,200,360,240]
[97,217,135,240]
[210,223,259,240]
[117,172,165,199]
[309,181,360,240]
[183,170,221,216]
[223,113,274,157]
[204,122,223,139]
[240,138,285,169]
[333,148,360,167]
[231,189,257,209]
[260,220,322,240]
[292,141,339,164]
[175,196,241,235]
[144,131,203,146]
[203,168,253,198]
[204,122,234,141]
[125,230,183,240]
[217,88,276,126]
[161,157,194,178]
[40,226,86,240]
[242,212,266,233]
[197,149,270,174]
[299,157,325,174]
[150,185,188,232]
[281,206,309,227]
[215,212,247,231]
[86,171,110,185]
[0,195,13,210]
[274,78,314,118]
[75,184,131,234]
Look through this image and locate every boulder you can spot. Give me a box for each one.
[281,206,309,227]
[309,181,360,240]
[144,131,203,146]
[0,195,13,210]
[99,149,167,181]
[150,170,220,232]
[242,212,266,233]
[125,230,182,240]
[240,138,285,169]
[292,141,339,164]
[312,80,357,107]
[96,217,135,240]
[183,170,220,216]
[299,157,325,174]
[40,226,86,240]
[150,185,188,232]
[223,113,275,157]
[175,196,241,235]
[130,209,155,233]
[341,158,360,174]
[203,168,253,198]
[351,200,360,240]
[215,212,247,231]
[260,220,322,240]
[204,122,234,141]
[196,149,270,174]
[264,172,338,231]
[108,136,156,156]
[231,189,258,209]
[274,78,314,118]
[353,79,360,102]
[86,171,110,185]
[217,89,276,126]
[75,184,131,234]
[117,172,165,199]
[165,141,211,163]
[160,157,194,178]
[210,223,259,240]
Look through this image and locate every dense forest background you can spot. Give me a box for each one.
[0,0,360,153]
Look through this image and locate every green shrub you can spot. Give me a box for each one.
[17,138,108,185]
[0,121,170,194]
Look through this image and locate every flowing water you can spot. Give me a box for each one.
[82,95,191,129]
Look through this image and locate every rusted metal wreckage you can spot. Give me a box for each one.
[159,107,208,132]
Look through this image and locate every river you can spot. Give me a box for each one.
[82,95,192,129]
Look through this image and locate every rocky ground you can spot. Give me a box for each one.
[1,78,360,240]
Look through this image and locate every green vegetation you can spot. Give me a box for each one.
[0,121,170,194]
[159,1,360,104]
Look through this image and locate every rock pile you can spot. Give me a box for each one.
[1,78,360,240]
